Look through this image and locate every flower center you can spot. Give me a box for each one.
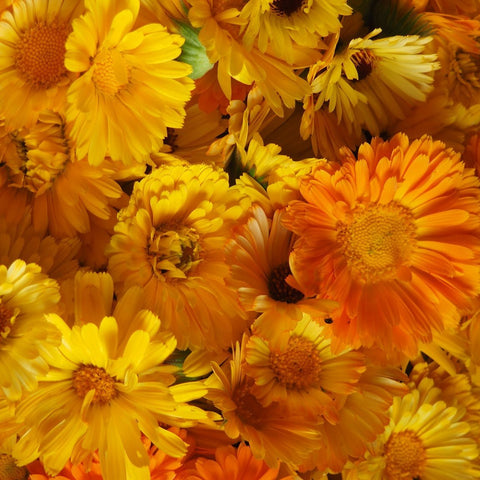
[384,430,426,480]
[147,225,201,280]
[267,262,304,303]
[0,453,28,480]
[5,114,70,194]
[0,304,15,341]
[234,379,266,428]
[452,51,480,100]
[350,49,376,81]
[270,336,322,390]
[92,49,130,96]
[72,365,117,405]
[15,22,70,89]
[337,203,416,284]
[270,0,308,16]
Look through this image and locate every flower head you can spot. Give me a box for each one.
[65,0,194,166]
[14,315,211,480]
[0,0,83,128]
[0,111,125,238]
[283,133,480,356]
[176,443,294,480]
[206,336,321,469]
[343,377,480,480]
[0,259,60,401]
[106,163,251,351]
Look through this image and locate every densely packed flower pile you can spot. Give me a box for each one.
[1,0,480,479]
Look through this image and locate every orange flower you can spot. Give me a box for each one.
[283,133,480,356]
[226,206,336,337]
[176,443,293,480]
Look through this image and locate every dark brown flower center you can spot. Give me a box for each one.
[351,49,376,81]
[270,0,307,16]
[0,453,28,480]
[267,262,304,303]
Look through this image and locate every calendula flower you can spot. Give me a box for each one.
[300,93,366,160]
[0,259,61,401]
[188,0,312,116]
[311,29,440,136]
[283,133,480,356]
[409,361,480,442]
[0,111,125,238]
[245,314,365,421]
[436,37,480,108]
[0,208,80,285]
[301,362,408,473]
[342,377,480,480]
[106,163,251,351]
[155,103,228,167]
[231,136,325,212]
[227,206,336,337]
[239,0,350,63]
[417,0,480,15]
[14,315,211,480]
[65,0,194,166]
[27,457,102,480]
[0,0,83,129]
[176,443,294,480]
[206,336,321,469]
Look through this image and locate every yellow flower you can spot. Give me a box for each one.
[283,133,480,356]
[343,377,480,480]
[436,36,480,108]
[0,259,61,401]
[188,0,312,116]
[0,111,125,238]
[238,0,350,64]
[0,208,80,285]
[206,336,321,469]
[106,163,251,351]
[155,103,228,168]
[311,29,440,137]
[301,361,408,473]
[13,315,211,480]
[0,0,83,129]
[65,0,194,166]
[300,93,365,160]
[245,314,365,420]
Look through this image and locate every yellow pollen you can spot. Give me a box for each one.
[72,364,117,405]
[15,22,69,89]
[337,203,416,284]
[270,336,322,390]
[0,453,28,480]
[147,224,201,280]
[92,49,130,96]
[234,380,266,428]
[384,430,426,480]
[0,304,15,340]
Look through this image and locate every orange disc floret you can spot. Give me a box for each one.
[283,132,480,357]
